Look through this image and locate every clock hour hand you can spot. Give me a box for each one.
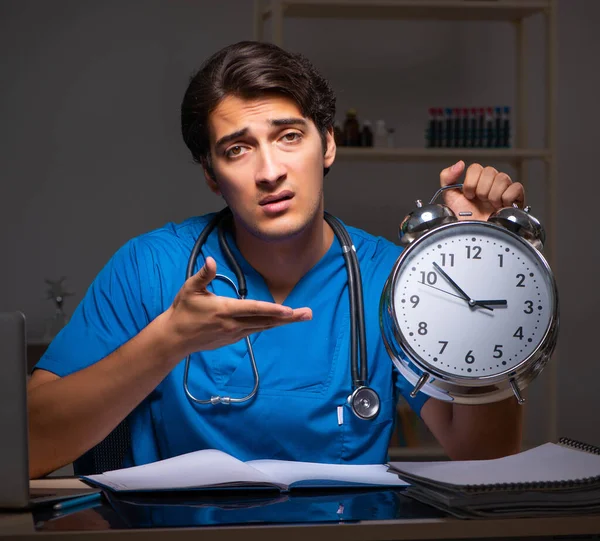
[472,299,508,308]
[432,262,493,311]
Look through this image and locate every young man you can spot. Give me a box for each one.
[28,41,525,478]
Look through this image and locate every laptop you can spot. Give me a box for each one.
[0,311,99,509]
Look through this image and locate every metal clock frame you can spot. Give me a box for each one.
[380,220,559,405]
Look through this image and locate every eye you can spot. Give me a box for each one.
[281,131,302,143]
[225,145,248,159]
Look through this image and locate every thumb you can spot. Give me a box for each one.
[189,256,217,291]
[439,160,465,187]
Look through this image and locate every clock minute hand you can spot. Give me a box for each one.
[432,262,493,312]
[432,262,473,302]
[422,282,468,301]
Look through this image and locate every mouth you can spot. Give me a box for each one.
[259,191,294,206]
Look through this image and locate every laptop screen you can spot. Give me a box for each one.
[0,312,31,508]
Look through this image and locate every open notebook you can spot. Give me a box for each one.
[388,438,600,518]
[82,449,408,493]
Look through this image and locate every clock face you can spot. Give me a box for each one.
[391,221,556,380]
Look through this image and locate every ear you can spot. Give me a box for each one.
[323,127,336,168]
[202,159,221,196]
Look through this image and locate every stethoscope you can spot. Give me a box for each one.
[182,207,381,420]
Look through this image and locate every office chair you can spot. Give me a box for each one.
[73,419,131,475]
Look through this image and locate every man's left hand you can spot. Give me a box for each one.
[439,160,525,221]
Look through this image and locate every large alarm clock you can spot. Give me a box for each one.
[380,184,559,405]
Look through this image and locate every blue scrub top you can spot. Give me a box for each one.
[36,213,429,467]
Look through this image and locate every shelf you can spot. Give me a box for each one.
[335,147,550,163]
[261,1,550,23]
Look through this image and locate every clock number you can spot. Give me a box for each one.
[410,295,420,308]
[498,254,504,267]
[465,350,475,364]
[440,253,455,267]
[466,245,482,260]
[493,345,503,358]
[524,300,534,314]
[418,322,428,335]
[514,327,524,340]
[516,274,526,287]
[419,271,437,285]
[438,341,448,354]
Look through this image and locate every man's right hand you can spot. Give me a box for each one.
[160,257,312,358]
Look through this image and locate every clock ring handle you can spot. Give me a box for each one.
[429,184,528,212]
[428,183,465,205]
[427,184,543,248]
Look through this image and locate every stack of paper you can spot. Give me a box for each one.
[387,439,600,518]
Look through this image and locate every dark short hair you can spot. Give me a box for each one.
[181,41,336,176]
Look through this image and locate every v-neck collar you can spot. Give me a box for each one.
[202,219,345,306]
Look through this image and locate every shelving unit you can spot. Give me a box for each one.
[335,147,551,163]
[254,0,558,454]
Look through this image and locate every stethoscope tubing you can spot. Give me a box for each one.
[182,208,378,418]
[324,213,367,385]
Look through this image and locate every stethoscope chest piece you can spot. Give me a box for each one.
[349,386,380,420]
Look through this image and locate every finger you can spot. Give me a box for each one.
[439,160,465,187]
[188,256,217,291]
[235,310,313,330]
[487,173,513,208]
[474,166,498,203]
[225,298,308,319]
[500,182,525,208]
[233,306,312,322]
[462,163,484,200]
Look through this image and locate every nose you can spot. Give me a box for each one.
[255,146,286,186]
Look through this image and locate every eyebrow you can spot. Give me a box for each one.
[215,128,248,151]
[271,117,307,128]
[214,118,308,150]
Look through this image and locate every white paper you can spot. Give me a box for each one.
[83,449,408,492]
[389,443,600,487]
[249,459,409,488]
[85,449,276,491]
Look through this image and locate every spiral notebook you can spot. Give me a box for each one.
[387,438,600,519]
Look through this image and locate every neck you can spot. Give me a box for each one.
[233,214,334,304]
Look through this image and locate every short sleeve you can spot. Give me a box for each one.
[35,238,154,377]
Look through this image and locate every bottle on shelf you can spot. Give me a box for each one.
[436,109,444,148]
[485,107,494,148]
[426,108,436,148]
[343,109,361,147]
[477,107,485,148]
[503,106,511,148]
[387,127,396,148]
[361,120,373,147]
[453,107,462,148]
[374,120,387,148]
[494,106,502,148]
[469,107,478,148]
[333,121,344,146]
[461,108,469,148]
[444,108,453,148]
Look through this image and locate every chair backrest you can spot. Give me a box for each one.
[73,418,131,475]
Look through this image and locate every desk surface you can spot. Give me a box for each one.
[2,489,600,540]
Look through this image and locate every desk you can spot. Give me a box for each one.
[2,490,600,540]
